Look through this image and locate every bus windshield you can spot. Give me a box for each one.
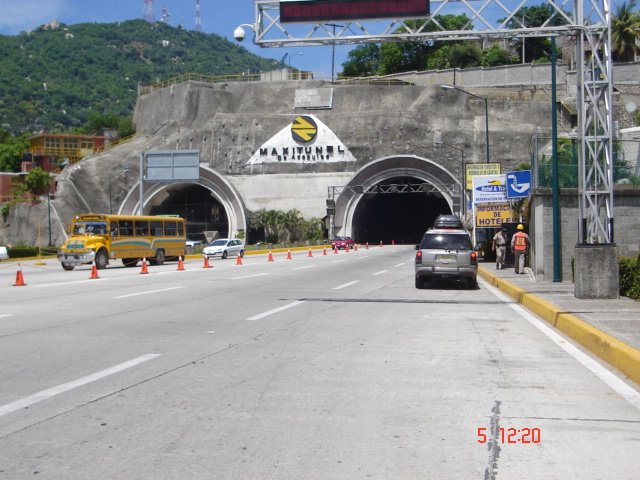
[73,222,107,235]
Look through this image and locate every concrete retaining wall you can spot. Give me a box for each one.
[530,188,640,281]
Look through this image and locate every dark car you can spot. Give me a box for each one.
[331,236,355,250]
[414,215,477,289]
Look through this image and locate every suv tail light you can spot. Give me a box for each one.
[415,250,422,264]
[470,251,478,265]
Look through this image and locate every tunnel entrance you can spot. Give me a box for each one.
[351,177,451,245]
[148,184,229,241]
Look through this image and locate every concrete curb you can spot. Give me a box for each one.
[478,266,640,386]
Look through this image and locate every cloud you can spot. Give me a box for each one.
[0,0,67,34]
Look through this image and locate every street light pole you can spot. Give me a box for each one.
[108,168,130,214]
[441,85,490,164]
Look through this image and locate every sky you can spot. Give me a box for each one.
[0,0,353,79]
[0,1,631,79]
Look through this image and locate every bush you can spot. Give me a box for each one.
[7,245,40,259]
[619,256,640,300]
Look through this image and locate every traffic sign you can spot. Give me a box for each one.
[505,170,532,199]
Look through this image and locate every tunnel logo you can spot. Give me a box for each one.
[291,116,318,142]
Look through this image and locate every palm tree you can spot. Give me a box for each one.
[612,0,640,62]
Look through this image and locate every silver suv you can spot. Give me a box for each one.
[414,215,478,289]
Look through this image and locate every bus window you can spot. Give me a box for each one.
[110,223,119,237]
[118,220,133,237]
[177,222,184,236]
[165,221,177,236]
[151,221,163,236]
[135,220,150,237]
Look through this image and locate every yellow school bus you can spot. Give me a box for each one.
[57,214,186,270]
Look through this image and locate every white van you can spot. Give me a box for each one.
[0,246,9,261]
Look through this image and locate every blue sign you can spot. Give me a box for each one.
[505,170,532,199]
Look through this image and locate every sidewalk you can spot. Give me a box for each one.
[478,263,640,386]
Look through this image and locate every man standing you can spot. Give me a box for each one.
[491,228,508,270]
[511,224,530,274]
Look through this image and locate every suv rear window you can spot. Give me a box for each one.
[421,233,472,250]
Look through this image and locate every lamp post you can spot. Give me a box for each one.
[436,141,466,217]
[108,168,130,214]
[441,84,490,164]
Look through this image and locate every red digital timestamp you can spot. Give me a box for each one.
[477,427,541,444]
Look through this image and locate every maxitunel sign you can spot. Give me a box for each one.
[247,115,356,165]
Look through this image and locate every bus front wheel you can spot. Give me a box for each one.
[95,249,109,269]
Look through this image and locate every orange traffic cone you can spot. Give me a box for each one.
[236,254,243,266]
[140,257,149,274]
[307,249,313,257]
[380,241,383,247]
[345,245,350,253]
[177,256,185,271]
[366,242,369,250]
[286,249,293,260]
[322,247,327,256]
[333,246,338,254]
[392,240,396,246]
[268,251,274,262]
[89,261,99,280]
[203,256,212,268]
[13,264,26,286]
[354,244,358,252]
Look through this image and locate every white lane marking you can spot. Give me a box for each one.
[394,263,405,268]
[333,280,359,290]
[294,266,315,270]
[247,300,306,321]
[372,270,388,276]
[38,279,105,287]
[332,260,345,264]
[356,256,367,260]
[114,286,185,299]
[232,273,269,280]
[481,278,640,411]
[0,354,162,417]
[0,314,14,319]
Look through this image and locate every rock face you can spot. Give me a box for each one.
[0,75,603,246]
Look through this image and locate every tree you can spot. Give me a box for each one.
[502,4,569,63]
[612,0,640,62]
[341,44,380,77]
[23,167,51,195]
[0,131,29,172]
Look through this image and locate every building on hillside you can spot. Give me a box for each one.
[24,133,108,173]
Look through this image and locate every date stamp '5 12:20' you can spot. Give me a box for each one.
[477,427,541,444]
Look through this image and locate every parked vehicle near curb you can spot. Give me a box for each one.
[202,239,245,259]
[414,215,477,289]
[0,246,9,261]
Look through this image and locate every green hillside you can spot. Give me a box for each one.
[0,19,280,135]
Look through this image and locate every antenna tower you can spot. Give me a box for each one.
[143,0,155,23]
[161,3,170,23]
[195,0,202,32]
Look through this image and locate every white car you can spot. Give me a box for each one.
[0,246,8,261]
[202,239,245,259]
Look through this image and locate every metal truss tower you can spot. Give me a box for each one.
[242,0,615,245]
[161,3,170,24]
[195,0,202,32]
[143,0,155,23]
